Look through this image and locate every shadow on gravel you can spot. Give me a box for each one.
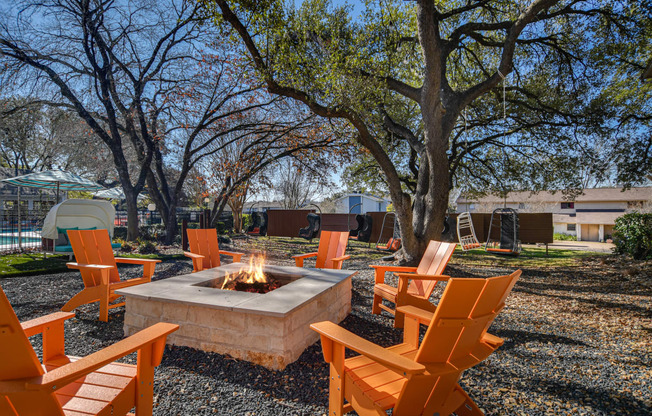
[514,285,652,318]
[494,367,652,415]
[515,278,649,297]
[496,329,589,350]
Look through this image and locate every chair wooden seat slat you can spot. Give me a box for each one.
[63,229,161,322]
[184,228,244,272]
[293,231,351,269]
[370,240,456,327]
[311,270,521,416]
[0,285,178,416]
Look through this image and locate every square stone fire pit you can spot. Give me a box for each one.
[116,263,355,370]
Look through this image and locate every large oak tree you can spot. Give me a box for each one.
[206,0,651,262]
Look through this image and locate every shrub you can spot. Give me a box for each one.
[120,241,135,252]
[138,240,157,254]
[242,214,252,231]
[113,226,128,240]
[613,212,652,260]
[216,221,228,234]
[138,224,166,242]
[554,233,577,241]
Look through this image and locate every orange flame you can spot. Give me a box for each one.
[221,255,267,289]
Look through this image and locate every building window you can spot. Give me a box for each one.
[567,224,576,231]
[561,202,575,209]
[518,203,526,209]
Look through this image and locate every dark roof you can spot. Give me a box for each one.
[457,187,652,204]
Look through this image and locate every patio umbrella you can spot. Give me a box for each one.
[0,169,104,249]
[93,186,146,202]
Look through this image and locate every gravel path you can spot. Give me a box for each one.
[1,240,650,415]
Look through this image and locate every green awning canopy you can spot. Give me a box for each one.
[0,169,104,192]
[93,186,146,201]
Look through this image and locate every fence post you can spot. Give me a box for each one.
[182,219,188,251]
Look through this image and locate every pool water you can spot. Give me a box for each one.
[0,236,41,245]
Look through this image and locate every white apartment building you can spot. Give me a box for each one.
[456,187,652,242]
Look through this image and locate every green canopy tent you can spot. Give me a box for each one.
[93,186,146,202]
[0,169,104,250]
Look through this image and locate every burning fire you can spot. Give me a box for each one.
[221,255,280,293]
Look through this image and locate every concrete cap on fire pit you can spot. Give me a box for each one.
[116,263,355,318]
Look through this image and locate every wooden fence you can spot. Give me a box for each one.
[266,210,397,243]
[448,213,553,244]
[266,210,553,245]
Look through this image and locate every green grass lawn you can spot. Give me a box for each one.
[450,246,608,268]
[0,252,186,278]
[0,253,72,278]
[0,240,609,279]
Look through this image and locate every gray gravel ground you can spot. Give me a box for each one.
[1,240,650,415]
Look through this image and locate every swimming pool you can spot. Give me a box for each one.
[0,236,41,245]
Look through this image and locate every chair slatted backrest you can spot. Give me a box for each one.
[449,272,518,363]
[187,229,222,269]
[0,286,62,415]
[410,240,456,297]
[402,271,520,415]
[316,231,349,269]
[68,229,120,285]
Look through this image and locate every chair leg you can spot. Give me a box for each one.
[99,284,110,322]
[328,343,346,416]
[136,345,155,415]
[61,287,99,312]
[451,386,484,416]
[393,309,405,328]
[371,294,382,314]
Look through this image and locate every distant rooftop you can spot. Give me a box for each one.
[457,187,652,204]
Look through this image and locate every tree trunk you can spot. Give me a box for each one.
[124,195,140,241]
[164,206,178,245]
[233,211,242,233]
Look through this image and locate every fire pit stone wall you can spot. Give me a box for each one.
[117,263,354,370]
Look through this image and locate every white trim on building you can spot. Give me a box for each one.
[456,187,652,242]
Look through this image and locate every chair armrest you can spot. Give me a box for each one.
[115,258,160,279]
[396,274,451,281]
[370,265,418,284]
[396,305,433,326]
[184,251,204,272]
[21,312,75,337]
[219,250,244,262]
[66,263,114,271]
[114,258,162,265]
[330,255,350,269]
[293,252,317,267]
[369,265,418,272]
[293,252,318,259]
[310,321,425,375]
[24,322,179,392]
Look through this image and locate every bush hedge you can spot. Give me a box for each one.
[554,232,577,241]
[613,212,652,260]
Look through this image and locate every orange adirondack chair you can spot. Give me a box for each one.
[184,228,244,272]
[0,284,178,416]
[311,270,521,416]
[370,240,456,327]
[63,229,161,322]
[293,230,351,269]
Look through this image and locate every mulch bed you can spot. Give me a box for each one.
[1,237,650,415]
